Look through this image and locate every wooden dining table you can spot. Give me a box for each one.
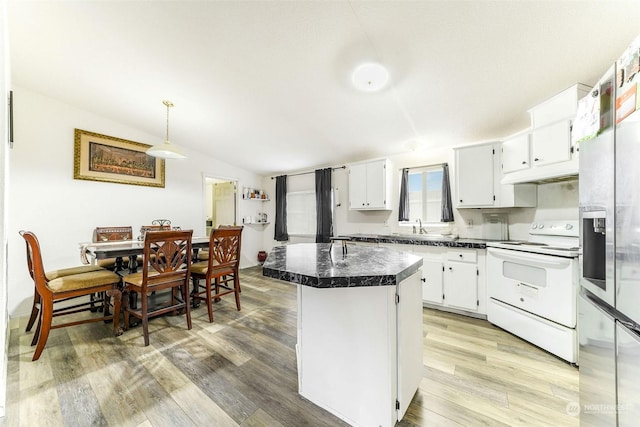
[82,236,210,274]
[81,236,210,310]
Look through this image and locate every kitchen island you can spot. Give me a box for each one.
[263,243,423,427]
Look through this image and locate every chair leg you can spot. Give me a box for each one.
[191,277,201,308]
[123,290,131,331]
[89,292,99,313]
[205,278,213,323]
[32,299,53,361]
[234,276,241,311]
[141,294,150,346]
[25,296,39,332]
[103,291,111,318]
[108,289,123,336]
[214,278,221,303]
[183,283,192,330]
[31,302,43,346]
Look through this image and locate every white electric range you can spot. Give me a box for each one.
[485,220,580,364]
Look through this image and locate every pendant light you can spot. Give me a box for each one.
[146,100,187,159]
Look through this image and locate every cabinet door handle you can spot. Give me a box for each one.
[459,254,463,258]
[421,278,426,282]
[522,161,527,165]
[449,267,453,271]
[459,199,463,203]
[534,158,540,162]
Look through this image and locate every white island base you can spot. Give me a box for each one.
[296,271,423,427]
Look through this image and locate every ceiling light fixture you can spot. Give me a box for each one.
[351,62,389,92]
[146,100,187,159]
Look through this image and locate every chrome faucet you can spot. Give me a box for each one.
[416,219,426,234]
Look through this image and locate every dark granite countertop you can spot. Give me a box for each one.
[262,243,423,288]
[341,233,487,249]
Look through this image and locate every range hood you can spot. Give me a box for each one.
[501,158,579,184]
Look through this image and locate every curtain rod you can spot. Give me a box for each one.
[403,162,447,169]
[270,165,346,179]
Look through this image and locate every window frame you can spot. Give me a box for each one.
[399,164,447,228]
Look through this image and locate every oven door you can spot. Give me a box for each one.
[487,247,578,327]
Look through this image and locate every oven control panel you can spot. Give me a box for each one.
[529,221,579,237]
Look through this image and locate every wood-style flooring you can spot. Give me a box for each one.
[3,267,579,426]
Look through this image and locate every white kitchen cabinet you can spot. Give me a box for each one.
[409,245,487,316]
[501,120,579,185]
[530,119,572,167]
[502,132,530,173]
[422,259,444,305]
[444,256,478,311]
[501,84,589,184]
[455,143,495,207]
[528,83,591,128]
[348,159,391,210]
[359,241,487,317]
[455,142,536,208]
[405,247,443,305]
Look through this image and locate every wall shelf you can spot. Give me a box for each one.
[244,222,270,226]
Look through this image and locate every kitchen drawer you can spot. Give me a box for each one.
[446,249,477,263]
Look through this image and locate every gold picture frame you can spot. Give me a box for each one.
[74,129,165,188]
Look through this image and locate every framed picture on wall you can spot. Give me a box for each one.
[73,129,165,188]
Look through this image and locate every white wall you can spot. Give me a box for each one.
[263,147,579,249]
[7,86,266,317]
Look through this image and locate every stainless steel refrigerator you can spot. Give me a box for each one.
[579,57,640,425]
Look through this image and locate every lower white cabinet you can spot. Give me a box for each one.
[421,258,444,305]
[356,242,487,317]
[444,250,479,312]
[407,245,487,316]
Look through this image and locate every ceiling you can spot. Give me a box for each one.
[7,1,640,176]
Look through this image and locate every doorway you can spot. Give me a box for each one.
[203,175,237,236]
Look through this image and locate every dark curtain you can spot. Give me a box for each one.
[274,175,289,241]
[441,163,455,222]
[315,168,333,243]
[398,168,410,221]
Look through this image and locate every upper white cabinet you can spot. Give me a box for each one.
[455,142,536,208]
[456,144,495,207]
[502,132,530,173]
[501,84,590,184]
[528,83,591,128]
[348,159,391,210]
[530,119,572,166]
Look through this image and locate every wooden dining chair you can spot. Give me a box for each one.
[122,229,193,346]
[19,231,123,361]
[196,224,242,292]
[191,226,243,322]
[92,226,134,270]
[24,261,105,346]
